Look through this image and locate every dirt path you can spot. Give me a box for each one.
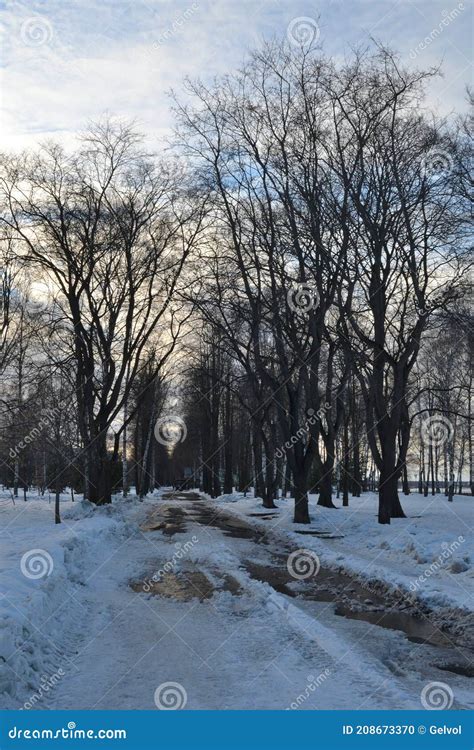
[49,491,472,710]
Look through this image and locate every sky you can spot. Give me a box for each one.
[1,0,472,151]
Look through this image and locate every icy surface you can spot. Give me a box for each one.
[0,489,471,711]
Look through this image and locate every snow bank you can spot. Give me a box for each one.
[0,492,136,708]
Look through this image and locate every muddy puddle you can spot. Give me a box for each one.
[131,569,242,601]
[161,491,202,502]
[141,506,188,536]
[246,511,344,539]
[294,530,345,538]
[243,560,469,653]
[436,662,474,678]
[135,493,473,675]
[131,570,214,600]
[185,504,271,543]
[333,606,453,648]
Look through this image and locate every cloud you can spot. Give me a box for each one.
[1,0,471,151]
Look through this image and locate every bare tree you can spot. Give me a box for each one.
[175,43,353,522]
[0,120,205,504]
[330,48,469,522]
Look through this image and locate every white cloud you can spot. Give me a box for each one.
[1,0,471,151]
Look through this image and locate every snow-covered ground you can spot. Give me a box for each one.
[0,488,472,712]
[216,491,473,614]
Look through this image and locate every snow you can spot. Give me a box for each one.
[0,488,472,711]
[0,492,136,708]
[216,491,473,615]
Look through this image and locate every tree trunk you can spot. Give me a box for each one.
[284,461,292,498]
[448,419,456,502]
[293,473,310,524]
[13,457,19,498]
[342,419,349,507]
[55,479,61,525]
[251,422,266,501]
[83,446,90,501]
[429,445,435,496]
[139,409,155,498]
[378,475,394,523]
[317,467,337,508]
[122,410,129,499]
[391,490,406,518]
[238,420,251,491]
[223,384,233,494]
[402,463,410,495]
[42,450,47,495]
[378,439,406,523]
[87,439,112,505]
[468,367,473,495]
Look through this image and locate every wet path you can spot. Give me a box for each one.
[48,490,472,710]
[138,491,473,681]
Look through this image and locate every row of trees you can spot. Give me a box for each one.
[171,43,472,523]
[173,311,473,505]
[0,41,472,524]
